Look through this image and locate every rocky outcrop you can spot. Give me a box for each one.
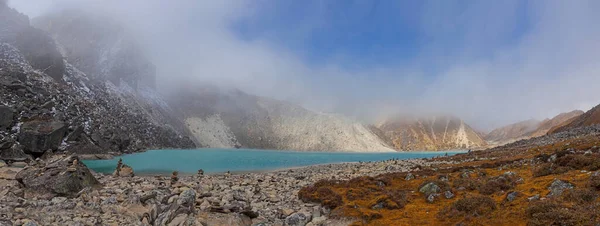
[18,120,67,155]
[0,3,64,81]
[375,115,487,151]
[15,155,100,197]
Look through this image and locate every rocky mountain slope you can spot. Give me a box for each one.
[550,104,600,134]
[485,110,583,146]
[171,86,395,152]
[374,116,487,151]
[530,110,584,136]
[484,119,540,146]
[0,4,194,163]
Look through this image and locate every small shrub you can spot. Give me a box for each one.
[453,178,481,191]
[555,155,595,169]
[562,189,598,204]
[590,173,600,191]
[299,180,343,209]
[532,163,569,177]
[526,201,589,226]
[346,188,367,201]
[479,175,515,195]
[380,190,408,209]
[439,196,496,218]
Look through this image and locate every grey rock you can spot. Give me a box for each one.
[528,194,541,201]
[155,189,196,226]
[65,126,84,142]
[419,182,441,195]
[102,196,118,205]
[284,212,312,226]
[0,105,13,129]
[506,191,519,202]
[0,143,30,162]
[18,120,67,154]
[405,173,415,181]
[438,175,449,182]
[15,155,100,197]
[444,190,454,199]
[426,193,438,203]
[547,179,574,197]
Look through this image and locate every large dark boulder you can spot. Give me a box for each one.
[18,120,67,155]
[0,105,13,129]
[0,143,30,162]
[15,155,100,197]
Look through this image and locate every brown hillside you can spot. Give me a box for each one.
[530,110,584,137]
[550,104,600,134]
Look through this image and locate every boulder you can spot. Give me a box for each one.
[547,179,574,197]
[15,155,100,197]
[0,105,13,129]
[0,143,31,162]
[154,189,197,226]
[506,191,520,202]
[18,120,67,154]
[419,182,441,195]
[285,212,312,226]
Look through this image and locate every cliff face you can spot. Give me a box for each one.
[375,116,487,151]
[0,6,195,162]
[170,87,395,152]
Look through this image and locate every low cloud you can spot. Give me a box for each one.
[8,0,600,131]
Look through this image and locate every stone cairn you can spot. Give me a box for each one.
[66,159,78,172]
[197,169,204,176]
[114,158,123,176]
[171,171,179,185]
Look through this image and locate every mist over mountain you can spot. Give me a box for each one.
[7,0,600,131]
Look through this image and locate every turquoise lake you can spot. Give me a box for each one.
[82,149,466,175]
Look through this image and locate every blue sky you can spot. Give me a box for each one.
[9,0,600,130]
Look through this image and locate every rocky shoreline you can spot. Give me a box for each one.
[0,154,456,226]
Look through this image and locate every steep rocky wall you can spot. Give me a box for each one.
[376,116,487,151]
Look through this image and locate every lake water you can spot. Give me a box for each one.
[82,149,466,175]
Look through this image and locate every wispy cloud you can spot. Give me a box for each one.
[8,0,600,130]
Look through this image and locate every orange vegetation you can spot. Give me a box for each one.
[299,134,600,225]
